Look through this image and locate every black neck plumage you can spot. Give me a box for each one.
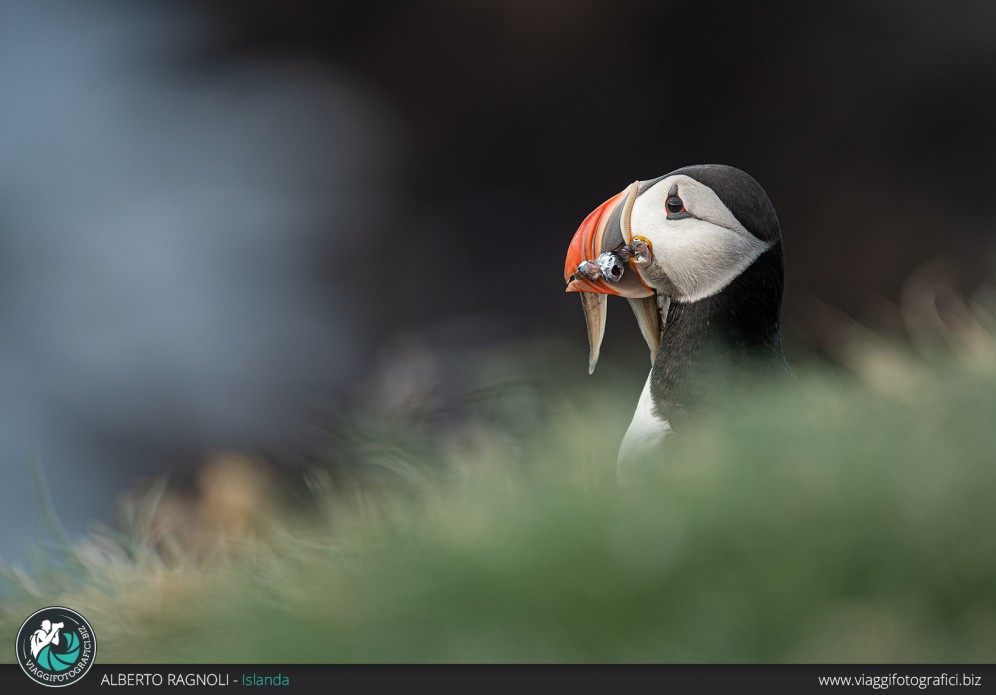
[649,241,787,422]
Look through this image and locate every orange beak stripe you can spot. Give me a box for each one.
[563,189,629,295]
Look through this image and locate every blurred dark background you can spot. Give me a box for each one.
[2,0,996,559]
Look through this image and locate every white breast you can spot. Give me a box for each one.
[617,373,671,484]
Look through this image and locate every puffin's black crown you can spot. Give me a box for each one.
[649,164,781,244]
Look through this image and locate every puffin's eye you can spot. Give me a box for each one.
[666,195,685,214]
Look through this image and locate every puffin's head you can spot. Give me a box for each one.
[565,164,781,371]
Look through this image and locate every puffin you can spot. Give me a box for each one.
[563,164,788,479]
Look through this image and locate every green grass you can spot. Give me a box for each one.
[1,336,995,663]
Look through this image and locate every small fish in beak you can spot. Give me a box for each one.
[618,236,653,268]
[564,182,663,372]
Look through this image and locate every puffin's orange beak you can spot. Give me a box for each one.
[564,182,662,374]
[564,182,651,298]
[564,189,627,295]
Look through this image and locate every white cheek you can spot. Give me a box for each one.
[630,176,772,302]
[647,219,771,301]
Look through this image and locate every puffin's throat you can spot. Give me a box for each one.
[648,242,787,422]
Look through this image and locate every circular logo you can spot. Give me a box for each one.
[15,607,97,687]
